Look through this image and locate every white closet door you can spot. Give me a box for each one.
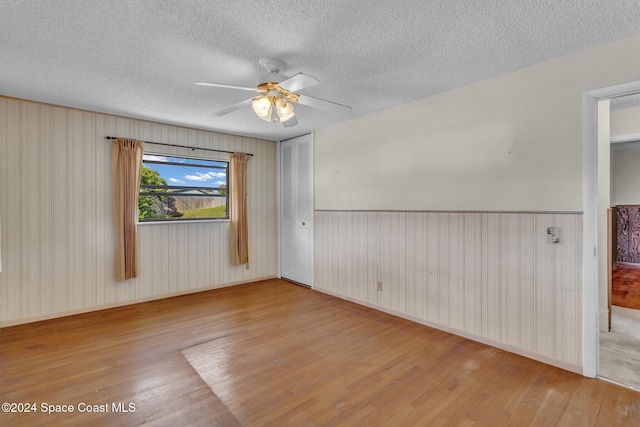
[280,134,313,286]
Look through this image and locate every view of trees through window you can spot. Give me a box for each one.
[138,154,229,221]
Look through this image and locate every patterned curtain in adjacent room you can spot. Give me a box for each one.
[112,138,144,281]
[616,205,640,264]
[229,153,251,266]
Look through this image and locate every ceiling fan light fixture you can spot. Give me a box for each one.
[252,97,272,121]
[275,98,295,122]
[201,62,350,127]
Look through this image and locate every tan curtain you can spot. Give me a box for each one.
[229,153,250,266]
[112,138,144,281]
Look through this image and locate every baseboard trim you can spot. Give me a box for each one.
[617,262,640,267]
[314,286,582,375]
[0,275,278,328]
[597,375,640,392]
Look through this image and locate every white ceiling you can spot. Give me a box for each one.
[2,0,640,142]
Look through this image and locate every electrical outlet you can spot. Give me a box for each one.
[377,281,383,291]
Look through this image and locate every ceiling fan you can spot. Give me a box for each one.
[196,58,351,127]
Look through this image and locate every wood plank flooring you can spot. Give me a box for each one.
[612,264,640,310]
[1,279,639,426]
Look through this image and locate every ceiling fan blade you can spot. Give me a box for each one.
[277,73,320,93]
[296,94,352,114]
[212,98,253,117]
[282,116,298,128]
[196,82,258,92]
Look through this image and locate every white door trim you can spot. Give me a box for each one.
[583,79,640,378]
[310,130,315,289]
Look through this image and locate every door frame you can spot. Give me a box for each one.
[583,79,640,378]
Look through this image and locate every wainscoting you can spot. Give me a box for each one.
[315,211,583,372]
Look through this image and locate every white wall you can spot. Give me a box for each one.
[316,33,640,212]
[611,105,640,205]
[314,32,640,373]
[611,105,640,137]
[0,97,278,326]
[612,148,640,205]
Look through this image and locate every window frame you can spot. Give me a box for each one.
[138,152,230,223]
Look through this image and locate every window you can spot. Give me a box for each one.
[138,153,229,221]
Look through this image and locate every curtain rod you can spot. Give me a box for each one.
[104,136,253,156]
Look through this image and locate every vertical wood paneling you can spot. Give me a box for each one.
[364,212,379,304]
[348,212,366,301]
[501,214,519,348]
[404,213,420,318]
[517,214,535,352]
[23,103,40,316]
[314,211,328,294]
[0,98,6,323]
[378,212,406,312]
[82,109,96,308]
[314,210,583,370]
[555,214,582,366]
[461,213,483,336]
[313,211,379,304]
[51,106,71,314]
[341,212,356,298]
[435,213,449,326]
[424,213,440,324]
[5,100,22,321]
[483,213,502,342]
[535,214,557,359]
[448,213,463,330]
[332,211,347,297]
[0,97,277,325]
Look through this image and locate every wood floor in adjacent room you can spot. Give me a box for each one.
[1,279,639,426]
[612,263,640,310]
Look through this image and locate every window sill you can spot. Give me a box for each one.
[138,218,230,225]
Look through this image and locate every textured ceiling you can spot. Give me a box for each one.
[2,1,640,142]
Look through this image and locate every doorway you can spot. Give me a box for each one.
[599,103,640,389]
[583,80,640,380]
[279,133,314,287]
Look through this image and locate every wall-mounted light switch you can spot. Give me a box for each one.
[377,281,383,291]
[546,226,560,244]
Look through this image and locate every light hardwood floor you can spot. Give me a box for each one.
[1,279,639,426]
